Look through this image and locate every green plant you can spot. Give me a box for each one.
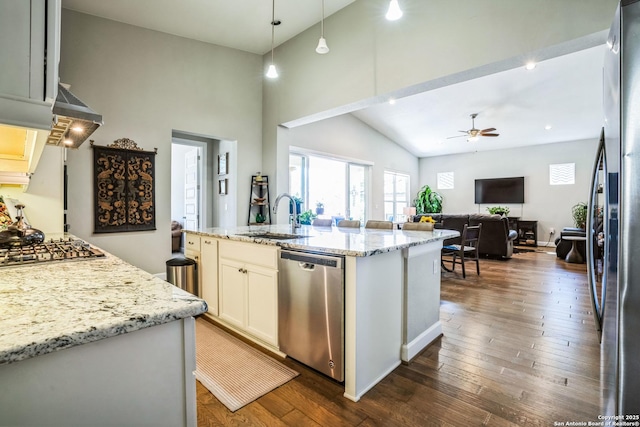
[487,206,510,216]
[572,202,588,229]
[255,212,265,223]
[298,209,317,225]
[414,185,443,214]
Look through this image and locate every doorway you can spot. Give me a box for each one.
[171,138,207,253]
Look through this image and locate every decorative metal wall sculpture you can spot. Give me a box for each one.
[92,139,157,233]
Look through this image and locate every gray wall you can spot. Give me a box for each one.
[60,10,263,274]
[419,138,599,244]
[263,0,617,196]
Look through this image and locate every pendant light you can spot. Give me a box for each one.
[315,0,329,54]
[266,0,279,79]
[385,0,403,21]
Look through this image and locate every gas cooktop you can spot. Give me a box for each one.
[0,237,105,267]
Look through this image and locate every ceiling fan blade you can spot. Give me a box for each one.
[446,135,467,139]
[481,133,500,137]
[481,127,496,133]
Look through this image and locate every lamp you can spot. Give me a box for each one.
[403,206,416,222]
[266,0,279,79]
[385,0,403,21]
[316,0,329,54]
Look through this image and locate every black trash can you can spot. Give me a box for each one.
[166,257,198,296]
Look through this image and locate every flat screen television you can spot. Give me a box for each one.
[474,177,525,204]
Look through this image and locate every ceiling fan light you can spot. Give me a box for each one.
[266,64,279,79]
[316,37,329,54]
[468,136,479,142]
[385,0,403,21]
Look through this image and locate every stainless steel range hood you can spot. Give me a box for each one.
[47,84,103,148]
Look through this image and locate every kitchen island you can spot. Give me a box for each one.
[185,224,458,402]
[0,239,207,427]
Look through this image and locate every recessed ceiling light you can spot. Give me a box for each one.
[389,98,396,105]
[545,125,552,130]
[525,62,536,70]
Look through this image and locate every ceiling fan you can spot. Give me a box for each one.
[447,113,500,141]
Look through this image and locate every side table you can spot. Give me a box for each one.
[563,235,587,263]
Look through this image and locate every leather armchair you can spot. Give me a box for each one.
[171,221,183,252]
[469,214,517,258]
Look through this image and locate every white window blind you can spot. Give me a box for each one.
[549,163,575,185]
[437,172,454,189]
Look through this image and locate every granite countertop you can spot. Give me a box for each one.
[186,224,459,257]
[0,244,207,365]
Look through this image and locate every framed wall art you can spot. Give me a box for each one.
[92,139,157,233]
[218,152,228,175]
[219,178,228,195]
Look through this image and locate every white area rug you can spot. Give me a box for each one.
[195,318,298,412]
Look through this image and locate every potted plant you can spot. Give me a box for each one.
[572,202,588,229]
[414,185,443,214]
[298,210,317,225]
[487,206,510,216]
[315,202,324,215]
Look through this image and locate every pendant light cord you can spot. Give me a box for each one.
[271,0,276,63]
[320,0,325,37]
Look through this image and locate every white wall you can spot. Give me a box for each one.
[1,145,64,235]
[60,10,263,274]
[216,139,237,228]
[419,139,599,244]
[277,114,419,223]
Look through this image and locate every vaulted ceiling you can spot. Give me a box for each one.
[61,0,608,157]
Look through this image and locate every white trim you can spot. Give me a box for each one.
[289,145,374,166]
[343,360,401,402]
[401,321,442,362]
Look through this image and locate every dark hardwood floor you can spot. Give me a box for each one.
[197,250,601,426]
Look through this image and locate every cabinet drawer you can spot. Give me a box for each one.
[219,240,278,269]
[184,234,201,252]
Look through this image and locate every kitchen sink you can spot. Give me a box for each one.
[238,232,309,240]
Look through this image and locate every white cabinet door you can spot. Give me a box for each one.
[246,265,278,346]
[200,238,218,315]
[218,259,246,329]
[0,0,59,129]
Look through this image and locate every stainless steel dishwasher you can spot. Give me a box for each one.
[278,249,345,382]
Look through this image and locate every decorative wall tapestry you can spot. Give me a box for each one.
[92,139,157,233]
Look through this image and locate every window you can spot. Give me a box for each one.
[384,171,410,222]
[289,152,369,222]
[549,163,575,185]
[437,172,454,189]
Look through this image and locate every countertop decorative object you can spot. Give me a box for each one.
[0,244,207,365]
[185,224,458,257]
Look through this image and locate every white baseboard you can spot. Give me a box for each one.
[401,321,443,362]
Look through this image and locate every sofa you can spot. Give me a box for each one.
[413,213,518,259]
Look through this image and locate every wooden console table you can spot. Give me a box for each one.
[516,220,538,247]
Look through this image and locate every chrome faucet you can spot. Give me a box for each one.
[273,193,301,232]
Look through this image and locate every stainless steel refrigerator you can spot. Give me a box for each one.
[588,0,640,416]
